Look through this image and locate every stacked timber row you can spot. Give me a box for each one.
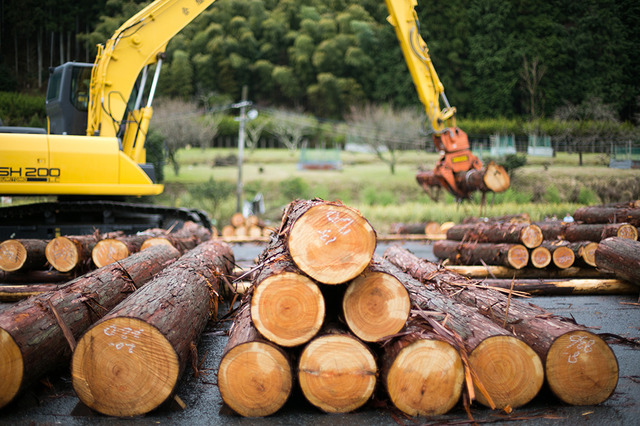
[220,212,274,239]
[389,221,454,239]
[384,245,620,406]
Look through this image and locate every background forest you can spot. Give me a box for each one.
[1,0,639,123]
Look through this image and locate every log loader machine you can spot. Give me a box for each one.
[0,0,218,239]
[385,0,510,200]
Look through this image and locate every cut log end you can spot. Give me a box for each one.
[483,161,511,193]
[92,239,130,268]
[579,242,598,267]
[0,328,23,408]
[140,237,174,251]
[530,246,552,269]
[546,330,618,405]
[386,339,464,416]
[218,341,292,417]
[251,272,325,347]
[343,271,410,342]
[299,334,377,413]
[469,336,544,409]
[616,224,638,240]
[552,246,575,269]
[521,224,543,248]
[45,237,80,272]
[72,317,180,417]
[507,245,530,269]
[0,240,28,272]
[287,204,376,284]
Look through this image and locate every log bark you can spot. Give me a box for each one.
[384,245,619,406]
[568,241,599,267]
[389,222,430,235]
[0,239,49,272]
[594,237,640,288]
[0,269,74,284]
[433,240,530,269]
[535,221,637,242]
[473,278,637,296]
[0,284,67,302]
[298,324,377,413]
[250,238,325,347]
[444,265,614,279]
[71,239,234,417]
[381,322,464,416]
[279,199,376,284]
[45,235,99,272]
[379,257,543,409]
[540,241,575,269]
[0,244,181,409]
[342,261,411,342]
[530,246,552,268]
[218,301,293,417]
[573,205,640,226]
[446,222,543,249]
[91,235,148,268]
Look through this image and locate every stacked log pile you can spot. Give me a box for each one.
[220,212,274,239]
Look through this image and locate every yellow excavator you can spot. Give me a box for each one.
[0,0,218,239]
[385,0,510,200]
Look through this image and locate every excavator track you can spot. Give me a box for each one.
[0,201,211,239]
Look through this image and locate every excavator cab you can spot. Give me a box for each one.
[46,63,93,136]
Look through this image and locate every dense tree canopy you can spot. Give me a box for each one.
[0,0,638,122]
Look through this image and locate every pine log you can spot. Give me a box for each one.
[381,322,464,416]
[530,246,552,268]
[389,222,430,235]
[0,269,74,284]
[248,225,263,239]
[71,239,234,417]
[0,239,49,272]
[250,239,325,347]
[384,245,619,405]
[45,235,99,272]
[0,284,68,302]
[474,278,637,296]
[446,222,543,249]
[298,325,377,413]
[91,235,149,268]
[444,265,614,279]
[218,301,293,417]
[603,200,640,209]
[535,221,637,242]
[280,199,376,284]
[568,241,599,267]
[139,221,212,253]
[573,205,640,226]
[433,240,530,269]
[0,244,180,409]
[231,212,246,227]
[540,240,575,269]
[221,225,235,237]
[463,213,531,224]
[416,162,510,196]
[342,261,411,342]
[594,237,640,288]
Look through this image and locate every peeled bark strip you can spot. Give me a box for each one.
[378,257,543,409]
[251,239,325,347]
[595,237,640,288]
[433,240,529,269]
[444,265,613,279]
[0,244,180,409]
[0,239,49,272]
[530,246,552,268]
[45,235,99,272]
[0,284,68,302]
[381,323,464,416]
[573,205,640,226]
[446,222,543,249]
[541,241,575,269]
[281,199,376,284]
[92,235,149,268]
[384,245,619,406]
[298,325,377,413]
[389,222,430,235]
[72,239,234,417]
[218,301,293,417]
[535,222,637,242]
[476,278,637,295]
[342,262,411,342]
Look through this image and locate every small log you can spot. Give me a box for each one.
[573,205,640,226]
[417,162,510,196]
[71,239,234,417]
[568,241,599,267]
[248,225,263,239]
[433,240,530,269]
[444,265,614,280]
[298,325,377,413]
[221,225,235,237]
[384,245,619,406]
[595,237,640,288]
[139,221,212,253]
[381,322,464,416]
[535,221,637,242]
[476,278,638,296]
[234,225,248,237]
[463,213,531,224]
[231,212,245,227]
[45,235,99,272]
[0,284,67,302]
[0,244,180,409]
[342,261,411,342]
[446,222,543,249]
[530,246,552,268]
[389,222,429,235]
[0,239,49,272]
[218,301,293,417]
[92,235,149,268]
[0,269,74,284]
[280,199,376,284]
[541,241,576,269]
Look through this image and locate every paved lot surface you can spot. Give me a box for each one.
[0,240,638,425]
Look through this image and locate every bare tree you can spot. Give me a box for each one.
[245,116,269,153]
[267,109,317,154]
[520,56,546,119]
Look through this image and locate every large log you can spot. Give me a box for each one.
[91,235,149,268]
[416,162,510,196]
[530,246,552,269]
[381,322,464,416]
[45,235,99,272]
[298,325,377,413]
[476,278,637,296]
[218,301,293,417]
[535,221,637,242]
[540,240,576,269]
[384,245,619,405]
[446,222,543,249]
[389,222,431,235]
[250,238,325,347]
[573,205,640,226]
[0,244,180,409]
[594,237,640,288]
[0,239,49,272]
[278,199,376,284]
[433,240,530,269]
[0,284,67,302]
[342,261,411,342]
[378,258,543,409]
[71,239,234,417]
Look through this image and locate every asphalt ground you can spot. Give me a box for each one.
[0,240,638,425]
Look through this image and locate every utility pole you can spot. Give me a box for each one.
[234,86,249,213]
